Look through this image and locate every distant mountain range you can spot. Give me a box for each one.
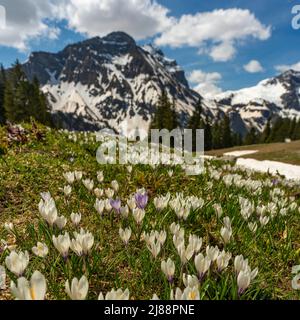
[20,31,300,136]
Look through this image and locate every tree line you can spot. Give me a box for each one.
[149,92,300,151]
[149,92,241,151]
[0,60,52,126]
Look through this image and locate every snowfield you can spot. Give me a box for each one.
[236,158,300,181]
[223,150,258,157]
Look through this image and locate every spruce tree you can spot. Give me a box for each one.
[220,113,233,148]
[212,119,221,149]
[187,98,204,151]
[244,127,257,145]
[204,115,212,151]
[261,118,271,143]
[150,91,178,131]
[3,61,52,125]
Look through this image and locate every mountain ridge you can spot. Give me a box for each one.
[19,31,300,136]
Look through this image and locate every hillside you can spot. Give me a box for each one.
[0,123,300,300]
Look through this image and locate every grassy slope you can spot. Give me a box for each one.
[0,123,300,300]
[206,141,300,165]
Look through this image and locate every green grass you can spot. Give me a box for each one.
[0,123,300,300]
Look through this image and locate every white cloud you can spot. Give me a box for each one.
[275,61,300,73]
[0,0,60,51]
[210,42,236,62]
[243,60,264,73]
[187,70,223,98]
[0,2,271,61]
[58,0,174,40]
[0,0,173,50]
[155,8,271,62]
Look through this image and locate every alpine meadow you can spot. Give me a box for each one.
[0,0,300,302]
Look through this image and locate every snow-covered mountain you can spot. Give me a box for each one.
[22,32,205,135]
[213,70,300,135]
[20,32,300,136]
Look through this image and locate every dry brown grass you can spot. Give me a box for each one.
[206,140,300,165]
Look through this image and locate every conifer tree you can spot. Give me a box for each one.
[220,113,233,148]
[187,98,204,151]
[204,115,212,151]
[3,61,51,125]
[244,127,257,145]
[150,91,178,131]
[261,118,271,143]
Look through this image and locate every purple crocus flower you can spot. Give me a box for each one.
[110,199,121,214]
[135,192,148,209]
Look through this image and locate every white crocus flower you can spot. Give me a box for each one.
[105,188,115,198]
[157,230,167,246]
[132,208,145,225]
[177,243,194,265]
[99,288,130,300]
[0,266,6,290]
[161,258,175,283]
[147,242,161,259]
[38,197,58,227]
[119,227,132,245]
[120,205,129,219]
[65,276,89,300]
[32,242,49,258]
[63,172,75,184]
[154,196,169,211]
[74,171,83,181]
[194,253,211,279]
[221,227,232,244]
[5,251,29,277]
[213,203,223,218]
[223,217,232,230]
[97,171,104,182]
[111,180,119,192]
[71,229,94,256]
[292,274,300,290]
[83,179,94,191]
[171,286,200,300]
[104,199,112,212]
[55,216,67,230]
[234,255,248,274]
[248,222,258,233]
[127,198,136,210]
[94,188,103,198]
[237,270,251,295]
[292,265,300,274]
[206,245,220,261]
[52,232,70,259]
[95,199,105,216]
[10,271,47,300]
[259,216,270,226]
[151,294,160,300]
[4,223,14,233]
[70,212,81,227]
[63,185,72,196]
[188,235,202,254]
[216,250,232,272]
[182,273,199,288]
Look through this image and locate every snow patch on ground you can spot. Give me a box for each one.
[224,150,258,157]
[236,158,300,181]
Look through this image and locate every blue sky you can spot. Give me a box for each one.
[0,0,299,96]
